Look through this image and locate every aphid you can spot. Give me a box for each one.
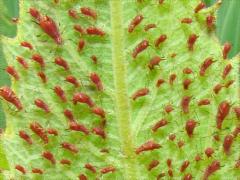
[235,159,240,169]
[225,80,234,88]
[78,174,88,180]
[157,173,165,179]
[80,7,97,20]
[205,147,214,157]
[78,39,85,51]
[131,88,149,100]
[47,128,58,136]
[187,34,198,51]
[42,151,56,164]
[213,134,220,142]
[180,160,190,172]
[185,119,197,137]
[100,148,109,153]
[61,142,79,153]
[30,122,48,143]
[20,41,33,50]
[16,56,29,69]
[183,67,193,74]
[195,154,202,162]
[15,165,26,174]
[34,99,50,113]
[128,14,144,33]
[68,9,78,19]
[169,74,177,85]
[60,159,71,165]
[168,134,176,141]
[54,86,67,102]
[159,0,164,4]
[168,169,173,177]
[213,84,223,94]
[85,163,97,173]
[222,42,231,59]
[0,86,23,110]
[216,101,230,129]
[170,53,177,58]
[232,125,240,137]
[74,24,85,35]
[6,66,19,80]
[39,15,62,44]
[32,168,43,174]
[166,159,172,168]
[199,57,214,76]
[148,160,159,171]
[148,56,163,70]
[144,23,156,31]
[155,34,167,47]
[194,2,206,13]
[92,127,106,139]
[37,72,47,83]
[222,64,232,79]
[181,18,192,24]
[156,79,165,88]
[135,140,161,154]
[55,57,69,71]
[233,107,240,120]
[64,109,75,121]
[177,140,185,148]
[29,7,41,21]
[72,92,94,107]
[90,73,103,91]
[19,130,33,145]
[183,173,192,180]
[223,134,233,155]
[183,79,192,90]
[53,0,59,4]
[181,96,191,113]
[152,119,168,132]
[92,107,105,118]
[198,99,210,106]
[203,160,220,180]
[11,17,19,23]
[32,54,45,68]
[206,15,215,29]
[65,75,80,87]
[91,55,98,64]
[86,26,105,36]
[165,104,173,114]
[132,40,149,58]
[100,166,116,174]
[69,121,89,135]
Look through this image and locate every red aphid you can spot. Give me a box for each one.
[195,154,202,162]
[128,14,144,33]
[92,107,105,118]
[61,142,79,153]
[152,119,168,132]
[183,79,192,90]
[47,128,58,136]
[232,125,240,137]
[30,122,48,143]
[72,92,94,107]
[85,163,96,173]
[39,15,62,44]
[79,174,88,180]
[165,104,173,114]
[86,26,105,36]
[148,56,163,70]
[187,34,198,51]
[157,173,165,179]
[37,72,47,83]
[223,134,234,155]
[32,168,43,174]
[178,140,185,148]
[148,160,159,171]
[233,107,240,120]
[0,86,23,110]
[194,2,206,13]
[180,160,190,172]
[167,159,172,168]
[92,127,106,139]
[68,9,78,19]
[65,75,80,87]
[132,40,149,58]
[80,7,97,20]
[91,55,98,64]
[78,39,85,51]
[60,159,71,165]
[100,166,116,174]
[199,57,214,76]
[42,151,56,164]
[131,88,149,100]
[225,80,234,88]
[69,121,89,135]
[155,34,167,47]
[222,64,232,79]
[181,18,192,24]
[213,84,223,94]
[156,79,165,88]
[206,15,215,29]
[222,42,231,59]
[216,101,230,129]
[64,109,74,121]
[32,54,45,68]
[135,140,161,154]
[90,72,103,91]
[159,0,164,4]
[213,134,220,142]
[203,160,220,180]
[181,96,191,113]
[29,7,41,21]
[55,57,69,71]
[74,24,85,35]
[20,41,33,50]
[54,86,67,102]
[198,99,210,106]
[168,134,176,141]
[183,67,193,74]
[169,74,177,85]
[34,99,50,113]
[185,119,197,137]
[16,56,29,69]
[183,173,192,180]
[205,147,214,157]
[19,130,33,145]
[168,169,173,177]
[15,165,26,174]
[144,23,156,31]
[6,66,19,80]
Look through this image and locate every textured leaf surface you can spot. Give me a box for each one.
[0,0,240,179]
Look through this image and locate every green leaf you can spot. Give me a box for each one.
[0,0,239,179]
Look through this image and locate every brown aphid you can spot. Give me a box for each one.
[131,88,149,100]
